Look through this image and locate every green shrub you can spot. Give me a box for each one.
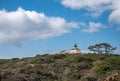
[1,53,120,81]
[93,61,108,73]
[72,72,82,79]
[83,57,93,69]
[64,56,77,63]
[77,62,88,70]
[105,56,120,70]
[11,58,19,61]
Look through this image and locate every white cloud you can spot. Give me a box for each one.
[61,0,120,29]
[81,22,106,33]
[61,0,112,17]
[114,48,120,54]
[109,9,120,25]
[108,0,120,31]
[61,0,120,18]
[81,50,92,53]
[61,0,111,9]
[0,7,79,46]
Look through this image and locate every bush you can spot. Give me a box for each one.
[1,53,120,81]
[93,61,108,73]
[105,56,120,70]
[81,76,97,81]
[83,57,93,69]
[86,76,97,81]
[72,72,82,79]
[11,58,19,61]
[64,56,77,63]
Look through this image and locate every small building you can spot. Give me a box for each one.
[59,50,69,54]
[70,44,81,54]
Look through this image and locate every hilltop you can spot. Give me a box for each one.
[0,53,120,81]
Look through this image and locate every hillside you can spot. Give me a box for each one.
[0,53,120,81]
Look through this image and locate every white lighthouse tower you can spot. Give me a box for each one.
[70,44,81,54]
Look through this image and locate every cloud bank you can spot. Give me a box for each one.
[61,0,120,26]
[61,0,112,17]
[0,7,79,45]
[81,22,106,33]
[109,9,120,25]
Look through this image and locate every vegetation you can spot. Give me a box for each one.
[88,43,117,54]
[0,53,120,81]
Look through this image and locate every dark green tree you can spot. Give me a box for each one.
[88,46,96,54]
[88,43,117,54]
[100,43,117,54]
[95,44,103,54]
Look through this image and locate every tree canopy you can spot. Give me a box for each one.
[88,43,117,54]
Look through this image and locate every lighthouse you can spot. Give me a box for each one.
[70,44,81,54]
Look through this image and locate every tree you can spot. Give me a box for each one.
[88,43,117,54]
[100,43,117,54]
[95,44,103,54]
[88,46,96,54]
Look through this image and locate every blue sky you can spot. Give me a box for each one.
[0,0,120,58]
